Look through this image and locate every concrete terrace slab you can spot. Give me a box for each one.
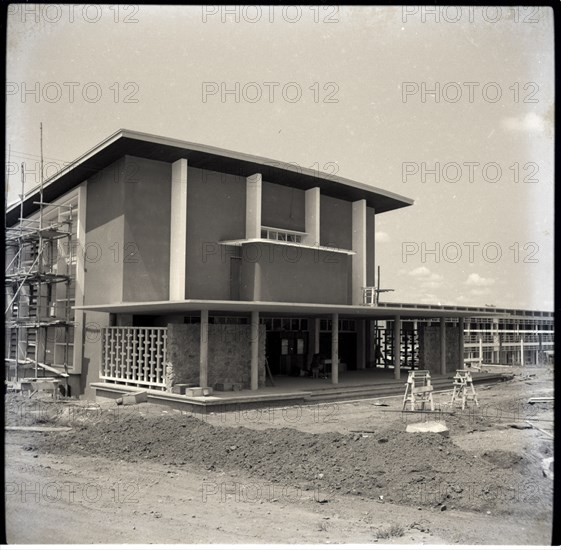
[91,369,510,412]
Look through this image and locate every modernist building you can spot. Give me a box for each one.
[4,130,552,398]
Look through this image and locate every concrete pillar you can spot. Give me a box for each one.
[307,317,320,368]
[479,337,483,361]
[440,317,446,375]
[394,315,401,379]
[170,159,188,300]
[73,181,87,374]
[251,310,259,390]
[520,337,525,367]
[303,187,320,246]
[352,199,367,305]
[331,313,339,384]
[246,173,262,239]
[357,319,366,369]
[313,318,320,354]
[199,309,209,387]
[369,320,378,367]
[458,318,464,370]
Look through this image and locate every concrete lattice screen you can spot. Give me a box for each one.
[101,327,168,390]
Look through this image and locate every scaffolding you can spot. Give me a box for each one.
[5,162,75,392]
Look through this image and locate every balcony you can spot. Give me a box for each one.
[220,225,356,255]
[260,226,305,244]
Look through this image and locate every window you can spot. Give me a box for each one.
[262,317,308,332]
[261,226,304,244]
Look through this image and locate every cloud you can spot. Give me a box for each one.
[465,273,495,287]
[501,113,545,133]
[375,231,390,243]
[409,266,431,277]
[410,266,444,287]
[421,280,443,289]
[470,288,491,296]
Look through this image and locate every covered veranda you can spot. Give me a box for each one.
[77,299,505,395]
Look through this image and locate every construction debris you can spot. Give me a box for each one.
[20,378,60,400]
[542,457,554,480]
[214,383,234,391]
[5,426,72,432]
[528,397,554,403]
[508,423,532,430]
[115,391,148,406]
[405,421,449,435]
[184,387,214,397]
[172,384,197,395]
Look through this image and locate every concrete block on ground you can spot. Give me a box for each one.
[116,390,148,406]
[214,382,233,391]
[185,387,213,397]
[542,457,554,480]
[406,421,449,435]
[172,384,197,395]
[232,383,243,392]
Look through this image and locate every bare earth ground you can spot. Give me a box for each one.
[4,365,554,544]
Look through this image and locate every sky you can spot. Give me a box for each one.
[5,5,554,311]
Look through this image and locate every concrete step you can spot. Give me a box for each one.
[305,373,509,402]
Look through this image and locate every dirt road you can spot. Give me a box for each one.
[4,366,554,544]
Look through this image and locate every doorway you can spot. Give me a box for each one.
[266,331,308,376]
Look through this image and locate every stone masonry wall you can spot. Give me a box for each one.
[166,323,266,390]
[418,325,460,374]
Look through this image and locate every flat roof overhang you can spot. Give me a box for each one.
[74,299,507,319]
[6,129,414,226]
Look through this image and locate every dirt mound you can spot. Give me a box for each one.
[30,410,552,517]
[481,450,529,471]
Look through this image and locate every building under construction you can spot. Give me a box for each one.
[4,129,554,401]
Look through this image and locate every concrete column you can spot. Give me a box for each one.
[352,199,367,305]
[357,319,366,369]
[170,159,188,300]
[479,337,483,361]
[73,181,87,374]
[246,173,262,239]
[367,320,378,368]
[520,337,525,367]
[313,318,320,354]
[251,310,259,390]
[199,309,209,387]
[458,318,465,370]
[307,317,320,368]
[365,320,372,367]
[303,187,320,246]
[394,315,401,379]
[440,317,446,375]
[331,313,339,384]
